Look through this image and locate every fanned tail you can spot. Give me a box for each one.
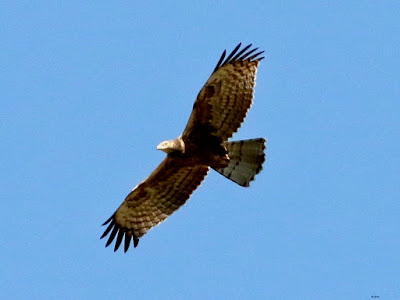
[213,138,266,187]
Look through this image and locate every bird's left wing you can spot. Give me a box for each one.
[101,157,209,252]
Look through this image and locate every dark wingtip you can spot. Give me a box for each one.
[114,230,124,252]
[100,220,114,239]
[212,43,264,73]
[102,215,114,226]
[223,43,242,63]
[124,234,132,253]
[101,214,140,252]
[213,49,227,73]
[247,50,265,61]
[231,44,252,62]
[105,226,119,247]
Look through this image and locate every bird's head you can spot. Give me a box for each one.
[157,137,185,154]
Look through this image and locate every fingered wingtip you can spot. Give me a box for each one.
[101,214,140,253]
[213,43,265,73]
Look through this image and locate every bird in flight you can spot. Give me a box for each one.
[101,43,267,252]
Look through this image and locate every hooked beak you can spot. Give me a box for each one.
[157,141,168,152]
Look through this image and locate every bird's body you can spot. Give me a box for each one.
[157,134,229,169]
[101,43,267,252]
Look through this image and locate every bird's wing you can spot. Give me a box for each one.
[182,43,264,142]
[101,157,209,252]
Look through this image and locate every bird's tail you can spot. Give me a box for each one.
[213,138,266,187]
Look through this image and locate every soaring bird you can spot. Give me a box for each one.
[101,43,266,252]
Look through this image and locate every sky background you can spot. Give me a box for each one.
[1,1,400,299]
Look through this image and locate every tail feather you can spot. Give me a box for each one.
[213,138,266,187]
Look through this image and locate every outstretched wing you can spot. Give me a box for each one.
[101,157,209,252]
[182,43,264,142]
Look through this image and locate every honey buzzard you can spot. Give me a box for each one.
[101,43,266,252]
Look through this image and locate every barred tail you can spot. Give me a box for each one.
[213,138,266,187]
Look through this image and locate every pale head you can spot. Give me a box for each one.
[156,137,185,154]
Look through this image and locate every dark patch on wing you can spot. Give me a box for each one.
[204,85,215,98]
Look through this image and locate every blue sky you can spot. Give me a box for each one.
[1,1,399,299]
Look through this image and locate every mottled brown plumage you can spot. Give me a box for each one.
[101,43,266,252]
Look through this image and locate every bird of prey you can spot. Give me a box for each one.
[101,43,266,252]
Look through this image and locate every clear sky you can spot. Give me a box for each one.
[1,1,399,299]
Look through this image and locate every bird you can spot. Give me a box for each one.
[100,43,267,252]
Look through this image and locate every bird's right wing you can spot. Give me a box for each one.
[182,43,264,142]
[101,157,209,252]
